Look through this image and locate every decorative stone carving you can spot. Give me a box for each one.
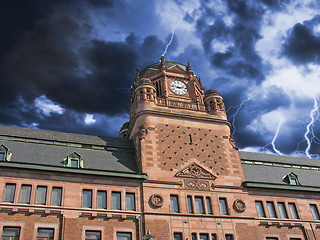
[138,125,155,140]
[184,179,210,190]
[175,162,216,180]
[149,194,163,208]
[229,135,238,150]
[233,199,246,213]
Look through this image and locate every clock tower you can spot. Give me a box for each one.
[120,56,244,188]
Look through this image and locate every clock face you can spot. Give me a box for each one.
[169,80,188,95]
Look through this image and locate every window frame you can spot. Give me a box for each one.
[36,186,47,205]
[112,192,121,210]
[116,232,132,240]
[187,196,194,214]
[266,201,277,218]
[19,184,32,204]
[170,195,180,213]
[125,192,136,211]
[82,189,92,208]
[310,204,320,220]
[173,232,183,240]
[51,187,62,206]
[37,228,55,240]
[288,202,299,219]
[97,190,107,209]
[1,226,21,240]
[194,196,205,214]
[3,183,16,203]
[219,198,229,215]
[278,202,288,219]
[85,230,101,240]
[206,197,213,215]
[255,201,266,218]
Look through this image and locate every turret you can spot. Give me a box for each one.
[204,89,227,119]
[119,122,129,138]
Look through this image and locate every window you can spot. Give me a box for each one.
[278,202,288,218]
[282,172,300,185]
[116,232,132,240]
[82,190,92,208]
[0,144,12,161]
[187,196,193,213]
[174,233,182,240]
[255,201,266,217]
[126,193,135,211]
[36,186,47,205]
[310,204,320,220]
[1,227,20,240]
[289,238,301,240]
[289,203,299,219]
[85,230,101,240]
[170,195,179,213]
[225,234,233,240]
[71,159,79,168]
[195,196,204,214]
[37,228,54,240]
[19,185,31,204]
[191,233,197,240]
[64,152,83,168]
[3,183,16,203]
[51,187,62,206]
[219,198,228,215]
[200,233,209,240]
[97,191,107,209]
[211,234,217,240]
[112,192,121,210]
[266,238,278,240]
[267,202,277,218]
[206,197,212,214]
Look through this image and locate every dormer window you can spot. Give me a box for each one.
[0,144,12,161]
[282,172,300,185]
[63,152,83,168]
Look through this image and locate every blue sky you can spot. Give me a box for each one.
[1,0,320,158]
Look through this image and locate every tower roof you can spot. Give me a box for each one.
[140,61,192,77]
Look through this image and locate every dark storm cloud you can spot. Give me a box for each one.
[283,16,320,64]
[0,0,168,135]
[196,0,265,83]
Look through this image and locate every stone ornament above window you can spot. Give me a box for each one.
[175,162,216,180]
[233,199,246,213]
[184,179,210,190]
[0,144,12,161]
[149,194,163,208]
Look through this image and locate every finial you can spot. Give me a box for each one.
[187,61,191,72]
[161,55,165,63]
[136,68,140,77]
[198,77,203,87]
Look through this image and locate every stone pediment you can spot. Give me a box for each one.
[175,162,216,180]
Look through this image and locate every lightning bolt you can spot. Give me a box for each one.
[304,97,320,158]
[262,121,284,155]
[227,96,251,136]
[161,27,175,57]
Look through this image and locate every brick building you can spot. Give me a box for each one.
[1,57,320,240]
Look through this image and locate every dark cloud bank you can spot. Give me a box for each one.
[1,0,320,156]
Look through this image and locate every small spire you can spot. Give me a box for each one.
[161,55,165,64]
[160,55,165,69]
[187,61,191,72]
[198,77,203,87]
[136,68,140,77]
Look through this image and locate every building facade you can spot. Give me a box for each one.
[1,58,320,240]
